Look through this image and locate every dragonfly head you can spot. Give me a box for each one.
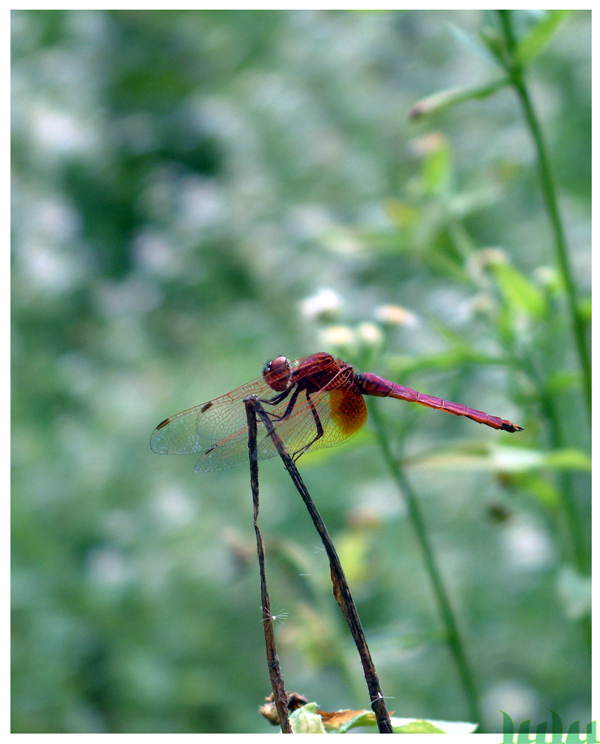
[263,356,292,392]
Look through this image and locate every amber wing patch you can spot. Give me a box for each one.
[328,386,368,438]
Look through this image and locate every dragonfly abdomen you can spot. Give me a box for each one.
[356,372,522,433]
[355,372,417,401]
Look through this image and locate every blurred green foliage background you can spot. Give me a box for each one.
[12,9,590,734]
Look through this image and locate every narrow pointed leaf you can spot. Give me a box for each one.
[491,261,548,318]
[409,78,508,120]
[447,21,499,65]
[515,10,572,65]
[391,717,478,734]
[406,444,590,473]
[422,141,452,194]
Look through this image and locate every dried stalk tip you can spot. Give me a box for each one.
[260,691,310,725]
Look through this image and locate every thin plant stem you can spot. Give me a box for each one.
[368,401,482,728]
[496,10,591,423]
[245,400,292,734]
[493,11,591,650]
[516,353,589,572]
[245,396,394,734]
[512,356,591,651]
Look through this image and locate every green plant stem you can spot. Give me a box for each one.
[497,13,591,650]
[369,401,482,729]
[497,10,591,424]
[515,357,591,652]
[517,354,589,571]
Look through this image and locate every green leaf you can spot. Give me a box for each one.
[515,10,572,65]
[516,473,561,509]
[447,22,499,65]
[478,25,509,66]
[544,448,591,471]
[384,199,420,229]
[325,708,479,734]
[547,370,582,393]
[406,444,591,473]
[391,717,478,734]
[448,184,504,219]
[578,296,592,324]
[490,261,548,318]
[422,140,452,195]
[409,78,508,120]
[289,702,327,734]
[395,719,445,733]
[336,710,377,733]
[296,702,479,734]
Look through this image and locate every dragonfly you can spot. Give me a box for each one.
[150,352,523,472]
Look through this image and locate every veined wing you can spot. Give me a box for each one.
[150,376,272,456]
[149,355,332,458]
[194,366,369,472]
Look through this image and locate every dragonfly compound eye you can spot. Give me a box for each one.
[263,356,292,391]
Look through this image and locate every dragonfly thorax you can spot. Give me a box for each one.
[263,356,292,392]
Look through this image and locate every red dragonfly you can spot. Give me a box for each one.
[150,352,523,472]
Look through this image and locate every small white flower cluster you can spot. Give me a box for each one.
[299,288,418,359]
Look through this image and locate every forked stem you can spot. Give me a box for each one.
[245,395,394,734]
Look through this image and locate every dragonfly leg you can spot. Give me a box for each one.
[258,385,324,461]
[292,391,324,462]
[261,386,293,407]
[261,385,301,422]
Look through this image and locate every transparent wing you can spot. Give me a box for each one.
[150,374,277,456]
[150,355,369,471]
[150,355,334,454]
[194,369,369,472]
